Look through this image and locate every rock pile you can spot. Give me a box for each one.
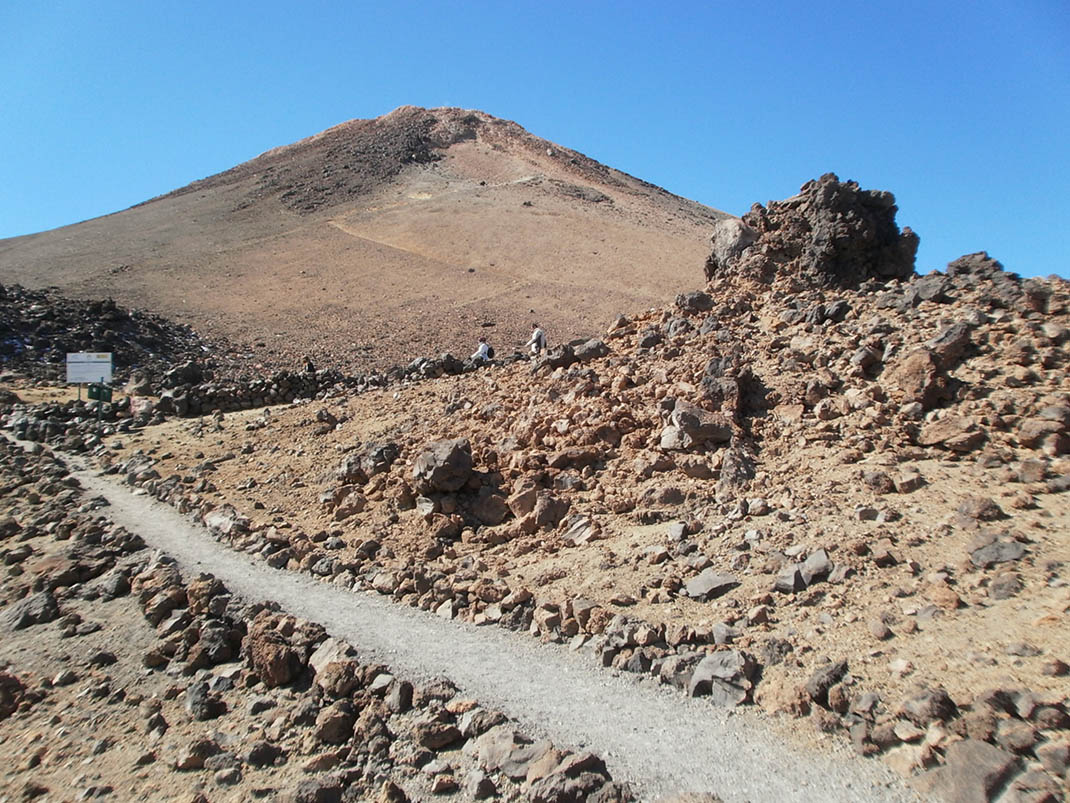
[0,284,214,382]
[704,173,918,287]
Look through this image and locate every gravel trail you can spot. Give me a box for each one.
[76,467,917,803]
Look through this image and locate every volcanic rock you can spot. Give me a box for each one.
[412,439,473,494]
[703,173,918,287]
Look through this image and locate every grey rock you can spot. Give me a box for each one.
[245,740,284,767]
[411,438,473,494]
[535,343,577,371]
[676,291,715,313]
[913,273,953,302]
[661,400,732,451]
[687,650,758,706]
[2,591,60,631]
[970,538,1025,568]
[704,218,759,281]
[385,680,413,714]
[638,330,662,349]
[465,769,497,799]
[800,549,832,586]
[775,564,805,594]
[911,739,1019,802]
[185,681,226,721]
[899,686,957,725]
[711,622,742,645]
[458,707,507,738]
[684,569,739,601]
[573,339,610,362]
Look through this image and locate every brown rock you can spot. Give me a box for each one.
[414,719,462,751]
[1017,418,1065,449]
[247,619,304,688]
[520,493,570,533]
[174,738,221,770]
[917,416,985,452]
[470,492,510,526]
[185,575,225,615]
[957,496,1007,522]
[886,350,948,410]
[506,486,539,519]
[0,671,25,720]
[925,584,962,612]
[911,739,1019,802]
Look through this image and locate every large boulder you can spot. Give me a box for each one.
[412,438,473,494]
[705,218,758,281]
[660,400,732,451]
[883,349,951,410]
[247,617,305,688]
[704,173,918,287]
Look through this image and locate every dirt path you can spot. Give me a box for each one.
[73,465,917,803]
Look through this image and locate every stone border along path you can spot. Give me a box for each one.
[68,462,918,803]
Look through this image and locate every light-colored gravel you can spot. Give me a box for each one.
[76,466,918,803]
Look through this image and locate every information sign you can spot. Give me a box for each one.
[66,352,113,384]
[87,383,113,403]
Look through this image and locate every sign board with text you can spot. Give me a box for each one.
[66,352,113,384]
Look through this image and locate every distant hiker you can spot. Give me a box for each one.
[304,355,316,373]
[525,323,547,355]
[471,336,493,362]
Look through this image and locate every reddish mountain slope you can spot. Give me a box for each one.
[0,107,729,372]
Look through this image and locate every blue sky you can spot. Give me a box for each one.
[2,0,1067,278]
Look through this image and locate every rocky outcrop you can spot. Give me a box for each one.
[704,173,918,288]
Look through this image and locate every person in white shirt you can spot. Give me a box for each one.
[524,323,547,355]
[471,336,492,362]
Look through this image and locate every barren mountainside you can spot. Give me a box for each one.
[0,106,728,375]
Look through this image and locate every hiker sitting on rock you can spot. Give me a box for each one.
[471,336,494,362]
[525,322,547,355]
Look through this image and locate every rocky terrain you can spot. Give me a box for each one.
[2,172,1069,802]
[0,439,630,803]
[0,107,728,375]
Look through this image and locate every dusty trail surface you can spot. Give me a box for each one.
[73,465,916,803]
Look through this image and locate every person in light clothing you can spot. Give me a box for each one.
[471,336,492,362]
[525,323,547,355]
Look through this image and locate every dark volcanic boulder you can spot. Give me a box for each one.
[412,438,473,494]
[704,173,918,288]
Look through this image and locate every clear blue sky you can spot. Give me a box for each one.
[2,0,1067,278]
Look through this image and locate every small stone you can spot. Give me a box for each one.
[684,569,739,601]
[869,620,893,640]
[893,720,925,742]
[430,775,457,794]
[245,740,283,768]
[956,496,1006,522]
[465,768,497,799]
[1041,659,1069,676]
[214,767,242,786]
